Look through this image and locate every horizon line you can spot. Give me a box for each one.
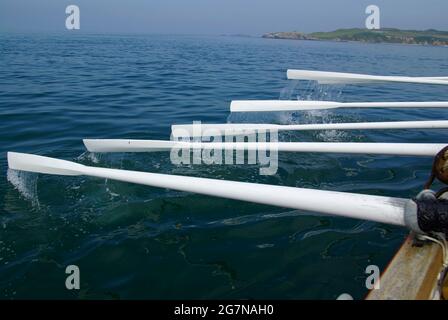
[1,26,447,36]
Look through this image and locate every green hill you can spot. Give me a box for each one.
[262,28,448,46]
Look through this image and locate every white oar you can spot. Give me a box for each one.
[83,139,446,157]
[7,151,414,227]
[287,69,448,85]
[172,120,448,137]
[230,100,448,112]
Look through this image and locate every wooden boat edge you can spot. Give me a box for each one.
[366,233,445,300]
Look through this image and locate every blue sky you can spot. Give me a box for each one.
[1,0,447,34]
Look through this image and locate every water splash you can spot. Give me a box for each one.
[104,180,120,198]
[280,80,345,102]
[275,81,345,125]
[6,169,40,207]
[279,80,300,100]
[316,129,348,141]
[76,151,100,164]
[227,81,346,129]
[277,81,354,141]
[227,81,352,142]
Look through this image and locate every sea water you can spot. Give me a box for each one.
[0,34,447,299]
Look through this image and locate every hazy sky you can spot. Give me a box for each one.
[1,0,447,35]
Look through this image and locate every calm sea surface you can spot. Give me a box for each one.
[0,34,447,299]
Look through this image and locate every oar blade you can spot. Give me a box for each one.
[287,69,448,85]
[171,120,448,137]
[231,100,448,112]
[287,69,372,84]
[83,139,176,153]
[7,152,84,176]
[230,100,340,112]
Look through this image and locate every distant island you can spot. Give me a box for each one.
[262,28,448,46]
